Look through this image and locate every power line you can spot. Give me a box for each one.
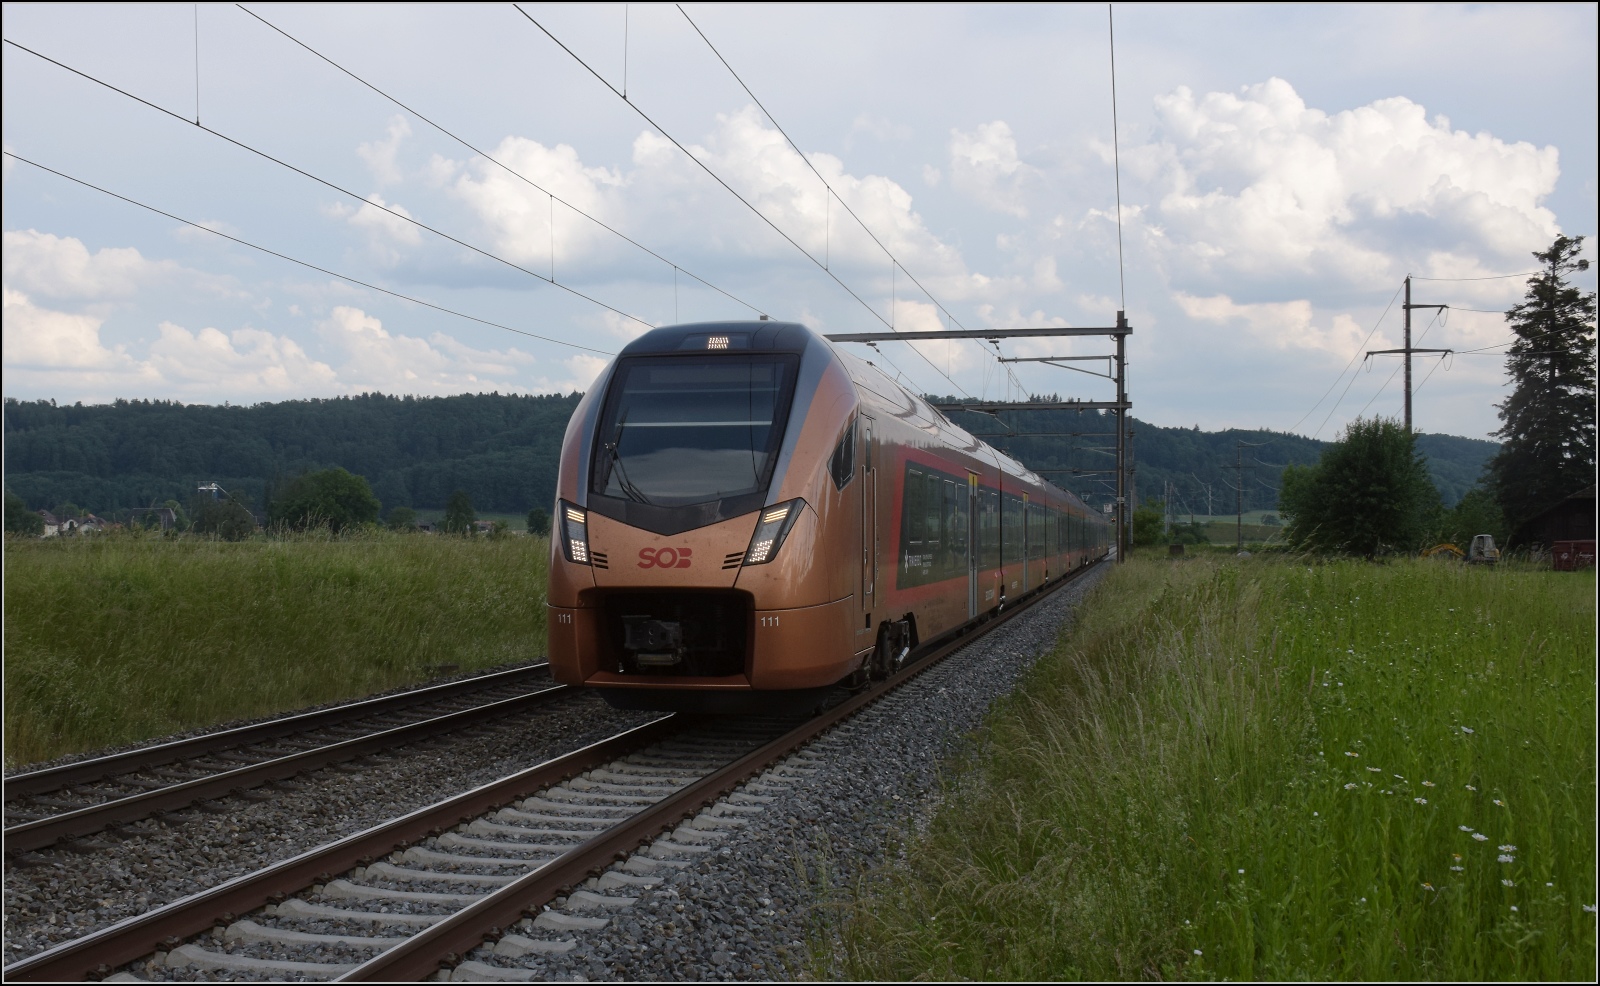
[1410,270,1540,281]
[2,36,656,331]
[4,151,614,355]
[1304,282,1405,438]
[234,3,767,321]
[519,4,976,399]
[674,4,965,334]
[512,6,886,329]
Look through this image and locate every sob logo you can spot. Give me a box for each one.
[638,546,693,569]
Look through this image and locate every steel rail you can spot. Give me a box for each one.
[5,662,553,799]
[343,560,1104,981]
[4,683,572,853]
[0,716,681,983]
[3,558,1103,982]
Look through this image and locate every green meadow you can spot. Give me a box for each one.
[832,555,1596,980]
[3,531,549,767]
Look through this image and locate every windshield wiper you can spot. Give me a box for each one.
[605,410,652,505]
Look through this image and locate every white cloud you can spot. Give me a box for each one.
[145,321,339,396]
[3,229,181,299]
[358,115,413,186]
[322,305,535,394]
[448,137,623,268]
[328,195,424,265]
[1176,292,1367,355]
[949,120,1036,218]
[1127,78,1561,285]
[2,287,133,370]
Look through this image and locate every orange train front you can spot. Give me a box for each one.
[547,320,1110,712]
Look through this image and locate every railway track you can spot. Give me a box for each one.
[4,663,568,856]
[4,563,1100,983]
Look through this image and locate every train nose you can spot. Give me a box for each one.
[584,510,757,589]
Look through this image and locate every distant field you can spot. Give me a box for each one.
[3,531,549,767]
[832,555,1595,980]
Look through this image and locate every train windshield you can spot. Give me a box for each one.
[591,355,800,508]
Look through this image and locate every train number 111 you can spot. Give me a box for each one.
[759,616,781,628]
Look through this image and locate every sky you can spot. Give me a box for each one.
[3,2,1596,442]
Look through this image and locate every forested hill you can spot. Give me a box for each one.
[940,406,1498,517]
[4,394,1498,519]
[3,393,580,516]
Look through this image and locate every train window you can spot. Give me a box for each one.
[591,354,799,507]
[1002,494,1024,565]
[829,418,856,491]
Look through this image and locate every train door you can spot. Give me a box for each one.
[858,415,877,642]
[967,474,979,617]
[1021,494,1030,592]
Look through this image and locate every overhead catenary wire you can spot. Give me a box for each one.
[674,3,972,336]
[2,36,655,331]
[516,5,975,400]
[4,151,614,355]
[234,3,767,321]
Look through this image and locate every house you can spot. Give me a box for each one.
[1515,485,1596,548]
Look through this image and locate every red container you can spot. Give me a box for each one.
[1552,540,1597,571]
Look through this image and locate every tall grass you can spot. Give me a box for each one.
[834,556,1596,980]
[4,530,549,766]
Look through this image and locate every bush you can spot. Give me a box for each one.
[442,489,476,535]
[269,468,381,532]
[1131,499,1165,547]
[190,496,257,541]
[386,506,418,531]
[527,507,550,536]
[5,489,44,537]
[1280,417,1440,556]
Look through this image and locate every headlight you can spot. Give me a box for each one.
[744,499,804,565]
[560,501,590,565]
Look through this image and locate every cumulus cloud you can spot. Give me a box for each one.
[2,287,134,370]
[358,115,413,185]
[322,305,535,394]
[447,137,624,270]
[1176,292,1368,355]
[327,194,424,265]
[949,120,1036,218]
[145,322,339,395]
[3,229,182,299]
[1124,78,1560,286]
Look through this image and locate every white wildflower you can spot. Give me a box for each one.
[1473,833,1489,842]
[1502,879,1515,887]
[1344,783,1358,790]
[1422,781,1435,787]
[1499,844,1517,852]
[1498,854,1514,864]
[1415,798,1428,805]
[1459,826,1474,832]
[1461,727,1474,734]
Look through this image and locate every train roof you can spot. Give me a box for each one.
[618,320,813,356]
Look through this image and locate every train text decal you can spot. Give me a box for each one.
[638,547,693,569]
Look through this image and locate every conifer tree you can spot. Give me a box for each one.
[1485,235,1596,535]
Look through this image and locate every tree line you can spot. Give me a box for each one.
[1277,235,1595,556]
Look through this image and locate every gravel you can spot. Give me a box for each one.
[5,565,1106,980]
[2,690,653,966]
[469,565,1108,982]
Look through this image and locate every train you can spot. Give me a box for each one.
[546,320,1112,711]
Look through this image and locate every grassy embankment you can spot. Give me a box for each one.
[832,554,1595,980]
[4,531,549,767]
